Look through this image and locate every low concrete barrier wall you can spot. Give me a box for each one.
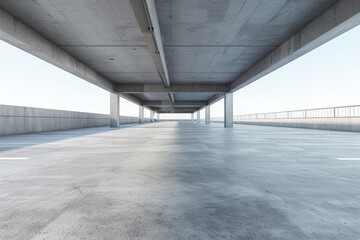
[0,105,109,136]
[232,118,360,132]
[0,104,151,136]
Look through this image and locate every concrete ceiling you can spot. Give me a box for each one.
[156,0,337,85]
[0,0,354,113]
[0,0,162,84]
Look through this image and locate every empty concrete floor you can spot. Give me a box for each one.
[0,122,360,239]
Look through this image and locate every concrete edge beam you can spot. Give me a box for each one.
[130,0,170,87]
[230,0,360,93]
[142,101,207,107]
[206,0,360,107]
[115,84,230,93]
[119,93,142,105]
[0,7,114,92]
[154,107,199,111]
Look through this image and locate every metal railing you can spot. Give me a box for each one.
[212,105,360,121]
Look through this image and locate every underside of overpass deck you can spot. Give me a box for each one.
[1,1,360,239]
[0,0,359,127]
[1,122,360,239]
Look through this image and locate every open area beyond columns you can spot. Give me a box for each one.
[1,122,360,239]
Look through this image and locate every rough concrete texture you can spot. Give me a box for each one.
[0,104,109,136]
[231,118,360,132]
[224,93,233,128]
[1,0,355,110]
[0,104,151,136]
[1,122,360,239]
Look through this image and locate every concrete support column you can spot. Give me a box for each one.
[157,113,160,122]
[224,93,233,128]
[110,92,120,128]
[139,106,144,124]
[150,111,154,122]
[191,113,194,121]
[197,111,200,123]
[205,106,210,124]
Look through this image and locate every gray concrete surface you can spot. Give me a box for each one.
[224,93,233,128]
[1,121,360,239]
[0,104,109,136]
[0,104,150,136]
[139,106,144,124]
[0,0,357,113]
[205,105,210,124]
[232,118,360,133]
[110,92,120,128]
[150,111,154,122]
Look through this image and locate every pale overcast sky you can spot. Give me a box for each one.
[0,25,360,119]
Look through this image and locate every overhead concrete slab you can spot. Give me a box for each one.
[0,0,162,85]
[156,0,338,86]
[0,0,357,114]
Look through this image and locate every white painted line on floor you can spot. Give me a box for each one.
[336,158,360,161]
[0,157,29,160]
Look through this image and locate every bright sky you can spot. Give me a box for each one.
[0,25,360,119]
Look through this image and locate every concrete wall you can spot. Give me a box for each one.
[0,105,149,136]
[231,118,360,132]
[120,116,150,124]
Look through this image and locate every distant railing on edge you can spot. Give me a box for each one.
[211,105,360,121]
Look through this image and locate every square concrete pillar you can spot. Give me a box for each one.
[110,92,120,127]
[224,93,233,128]
[205,106,210,124]
[139,106,144,124]
[157,113,160,122]
[197,111,200,123]
[191,113,194,121]
[150,111,154,122]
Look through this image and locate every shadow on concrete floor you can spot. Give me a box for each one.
[0,122,154,152]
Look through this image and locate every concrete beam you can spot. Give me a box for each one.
[130,0,170,87]
[0,7,114,92]
[119,93,142,105]
[207,93,225,106]
[224,93,233,128]
[168,93,175,104]
[110,93,120,127]
[157,111,194,113]
[142,101,207,107]
[115,84,229,93]
[155,107,199,112]
[230,0,360,93]
[205,106,210,124]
